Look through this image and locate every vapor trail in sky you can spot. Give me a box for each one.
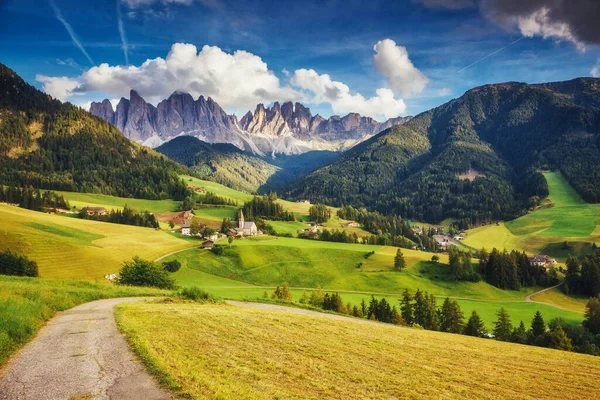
[458,37,525,73]
[49,0,95,65]
[117,0,129,65]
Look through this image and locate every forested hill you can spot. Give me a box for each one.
[157,136,340,194]
[0,63,189,200]
[284,78,600,225]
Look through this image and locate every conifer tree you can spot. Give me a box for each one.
[530,311,546,338]
[394,249,406,271]
[400,289,414,325]
[464,310,486,337]
[512,321,528,344]
[493,308,513,341]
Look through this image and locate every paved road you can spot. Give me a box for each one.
[0,298,171,400]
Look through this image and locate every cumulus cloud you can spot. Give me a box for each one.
[373,39,429,97]
[38,43,302,112]
[437,88,452,96]
[35,75,82,101]
[38,42,414,119]
[291,69,406,119]
[480,0,600,50]
[413,0,475,10]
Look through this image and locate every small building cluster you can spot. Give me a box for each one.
[528,254,558,269]
[83,206,108,216]
[341,221,360,228]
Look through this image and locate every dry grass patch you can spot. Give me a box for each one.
[117,302,600,400]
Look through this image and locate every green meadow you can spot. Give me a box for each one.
[164,237,584,329]
[49,190,180,214]
[0,204,195,279]
[464,172,600,260]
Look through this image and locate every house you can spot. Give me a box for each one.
[181,223,191,236]
[206,233,219,242]
[300,200,311,204]
[342,221,360,228]
[104,273,117,281]
[307,221,318,227]
[454,234,465,241]
[229,210,259,237]
[433,235,451,250]
[528,254,556,269]
[201,240,214,249]
[413,227,423,236]
[84,206,107,216]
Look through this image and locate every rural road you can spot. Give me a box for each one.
[0,298,171,400]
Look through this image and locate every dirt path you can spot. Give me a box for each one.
[0,298,171,400]
[524,282,568,310]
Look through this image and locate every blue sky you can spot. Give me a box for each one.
[0,0,599,120]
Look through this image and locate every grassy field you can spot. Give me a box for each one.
[0,204,195,279]
[116,301,599,400]
[164,236,584,328]
[181,175,253,204]
[48,190,180,214]
[193,207,236,227]
[464,172,600,260]
[530,288,588,313]
[0,275,168,365]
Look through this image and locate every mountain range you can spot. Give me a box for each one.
[285,78,600,224]
[89,91,410,155]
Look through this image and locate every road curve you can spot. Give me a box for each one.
[0,298,171,400]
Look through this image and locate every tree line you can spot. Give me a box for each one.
[241,195,295,221]
[0,186,69,211]
[479,248,559,289]
[79,205,159,228]
[564,255,600,297]
[271,283,600,357]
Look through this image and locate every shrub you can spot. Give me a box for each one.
[180,286,214,302]
[210,245,224,256]
[0,250,38,277]
[118,257,176,289]
[163,260,181,273]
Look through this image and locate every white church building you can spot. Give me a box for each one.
[230,210,260,237]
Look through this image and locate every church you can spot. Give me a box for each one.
[229,210,260,237]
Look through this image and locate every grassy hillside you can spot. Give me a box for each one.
[166,239,583,328]
[0,204,195,279]
[117,301,599,400]
[49,190,180,214]
[0,275,168,365]
[463,172,600,260]
[0,63,189,201]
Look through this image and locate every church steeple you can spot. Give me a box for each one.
[239,210,244,229]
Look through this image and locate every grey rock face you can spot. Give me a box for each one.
[90,91,411,154]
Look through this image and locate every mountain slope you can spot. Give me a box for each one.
[156,136,340,193]
[0,63,189,200]
[90,92,410,155]
[285,78,600,224]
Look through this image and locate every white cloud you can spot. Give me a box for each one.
[40,43,303,112]
[373,39,429,97]
[436,88,452,96]
[291,69,405,120]
[591,60,600,78]
[35,75,82,101]
[38,42,412,120]
[515,8,582,50]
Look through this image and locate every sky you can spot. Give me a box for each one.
[1,0,599,121]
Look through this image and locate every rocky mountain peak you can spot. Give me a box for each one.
[90,90,411,154]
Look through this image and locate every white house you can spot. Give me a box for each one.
[181,222,191,236]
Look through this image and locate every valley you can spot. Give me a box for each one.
[2,57,600,399]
